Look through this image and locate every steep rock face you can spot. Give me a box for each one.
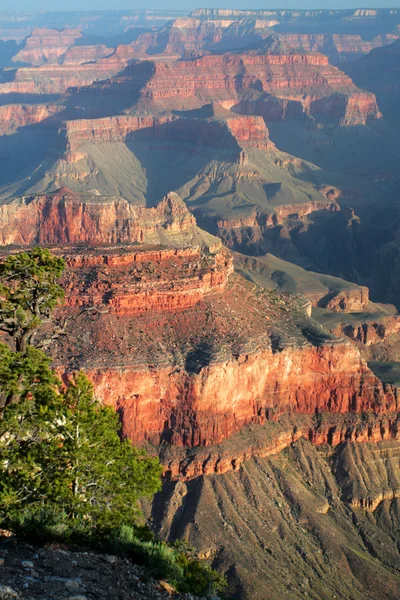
[84,341,396,448]
[12,28,83,66]
[0,45,139,96]
[214,201,338,255]
[129,17,274,57]
[61,44,114,65]
[43,254,397,450]
[337,318,400,347]
[130,17,225,56]
[152,438,400,600]
[62,113,272,155]
[0,65,103,96]
[281,33,399,63]
[133,53,380,125]
[0,191,204,247]
[318,284,369,312]
[0,103,64,134]
[63,245,232,316]
[310,91,382,125]
[160,410,400,480]
[344,38,400,124]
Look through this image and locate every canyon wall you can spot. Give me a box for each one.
[0,103,64,134]
[0,191,202,247]
[12,28,83,66]
[85,341,397,449]
[134,53,380,125]
[62,113,272,154]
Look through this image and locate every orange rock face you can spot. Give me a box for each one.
[92,52,381,125]
[12,28,83,66]
[0,191,198,246]
[62,113,272,154]
[0,103,64,134]
[0,185,397,477]
[84,342,397,448]
[63,246,233,315]
[318,285,370,312]
[163,411,400,480]
[44,243,396,453]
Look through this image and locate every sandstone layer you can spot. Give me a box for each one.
[61,112,272,158]
[130,53,380,125]
[0,103,63,134]
[0,190,217,248]
[12,28,83,66]
[0,191,389,457]
[45,253,397,452]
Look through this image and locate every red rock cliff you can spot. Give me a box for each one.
[61,112,272,154]
[0,190,203,247]
[0,103,64,134]
[131,53,380,124]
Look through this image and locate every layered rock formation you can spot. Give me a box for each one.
[12,28,83,66]
[0,188,392,460]
[0,10,189,42]
[0,190,214,247]
[344,38,400,125]
[0,47,138,96]
[152,438,400,600]
[61,44,114,65]
[1,9,399,600]
[61,111,272,157]
[52,264,397,450]
[0,102,63,134]
[282,33,399,63]
[129,53,380,126]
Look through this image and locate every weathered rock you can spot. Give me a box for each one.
[12,28,83,66]
[0,103,63,134]
[0,191,208,247]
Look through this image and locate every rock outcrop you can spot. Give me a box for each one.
[344,38,400,124]
[12,28,83,66]
[130,53,380,125]
[282,33,399,63]
[0,535,192,600]
[45,252,397,451]
[0,103,63,134]
[61,112,272,158]
[0,44,140,96]
[1,189,391,457]
[152,438,400,600]
[61,44,114,65]
[0,190,210,247]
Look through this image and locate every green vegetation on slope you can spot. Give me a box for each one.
[0,247,226,596]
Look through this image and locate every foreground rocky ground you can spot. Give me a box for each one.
[0,535,199,600]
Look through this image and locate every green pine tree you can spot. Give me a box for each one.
[58,372,162,530]
[0,247,65,354]
[0,248,162,537]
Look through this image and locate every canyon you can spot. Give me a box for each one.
[0,7,399,600]
[1,190,398,600]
